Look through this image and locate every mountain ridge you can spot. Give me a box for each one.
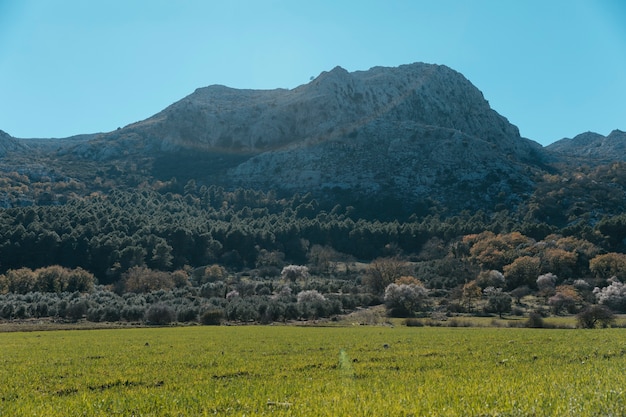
[51,63,537,157]
[547,129,626,162]
[0,62,622,216]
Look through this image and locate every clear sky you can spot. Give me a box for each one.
[1,0,624,146]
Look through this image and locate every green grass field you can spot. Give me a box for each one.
[1,325,626,416]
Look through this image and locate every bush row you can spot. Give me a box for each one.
[0,286,362,324]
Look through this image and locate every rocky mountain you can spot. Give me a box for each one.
[8,62,607,215]
[547,129,626,162]
[31,63,544,212]
[0,130,27,156]
[44,64,538,156]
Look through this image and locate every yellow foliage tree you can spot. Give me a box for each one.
[503,256,541,290]
[590,253,626,281]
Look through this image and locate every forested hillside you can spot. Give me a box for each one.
[1,180,625,280]
[1,171,626,326]
[1,62,625,327]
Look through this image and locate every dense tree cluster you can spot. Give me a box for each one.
[0,266,94,294]
[0,188,497,283]
[0,177,625,325]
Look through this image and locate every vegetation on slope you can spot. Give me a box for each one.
[1,160,626,325]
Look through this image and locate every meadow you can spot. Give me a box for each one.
[1,325,626,416]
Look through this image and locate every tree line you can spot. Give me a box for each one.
[0,186,624,284]
[1,183,626,326]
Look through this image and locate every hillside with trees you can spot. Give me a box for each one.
[0,63,625,327]
[0,177,625,327]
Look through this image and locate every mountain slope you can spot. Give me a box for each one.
[547,130,626,162]
[4,63,550,214]
[59,63,538,157]
[0,130,27,156]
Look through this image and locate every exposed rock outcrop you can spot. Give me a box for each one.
[547,130,626,162]
[121,63,535,155]
[0,130,27,156]
[2,63,553,212]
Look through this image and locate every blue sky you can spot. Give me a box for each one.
[0,0,624,146]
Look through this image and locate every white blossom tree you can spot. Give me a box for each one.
[384,283,428,317]
[281,265,309,283]
[594,278,626,312]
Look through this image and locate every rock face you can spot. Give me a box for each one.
[547,130,626,162]
[123,63,532,153]
[5,63,550,212]
[181,63,539,209]
[0,130,27,156]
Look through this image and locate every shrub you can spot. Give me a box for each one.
[121,305,145,321]
[177,306,198,322]
[1,302,14,319]
[100,305,122,322]
[576,305,615,329]
[200,281,226,298]
[14,303,29,319]
[297,290,326,304]
[66,300,88,321]
[404,318,424,327]
[484,288,512,318]
[86,307,104,322]
[200,308,224,325]
[145,304,176,325]
[526,311,545,328]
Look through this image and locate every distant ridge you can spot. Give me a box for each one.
[547,130,626,162]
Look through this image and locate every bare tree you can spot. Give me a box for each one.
[363,257,408,295]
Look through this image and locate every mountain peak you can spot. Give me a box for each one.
[308,65,352,87]
[327,65,349,75]
[318,65,349,77]
[113,62,525,153]
[40,62,546,211]
[547,129,626,162]
[608,129,626,139]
